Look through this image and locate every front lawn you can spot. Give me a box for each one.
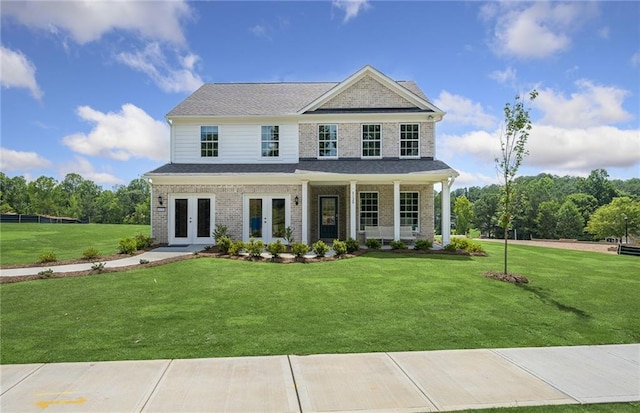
[0,223,150,266]
[1,243,638,364]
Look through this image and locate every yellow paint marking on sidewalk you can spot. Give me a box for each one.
[36,397,86,409]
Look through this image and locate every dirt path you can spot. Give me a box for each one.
[480,239,618,254]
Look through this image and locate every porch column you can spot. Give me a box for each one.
[441,177,455,246]
[301,180,309,244]
[393,180,401,241]
[350,181,357,239]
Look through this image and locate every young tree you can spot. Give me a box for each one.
[495,90,537,275]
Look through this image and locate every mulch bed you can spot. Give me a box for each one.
[483,271,529,284]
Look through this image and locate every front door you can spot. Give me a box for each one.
[170,195,214,244]
[244,195,289,243]
[319,196,338,240]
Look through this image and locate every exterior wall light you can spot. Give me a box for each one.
[158,195,163,206]
[294,196,299,205]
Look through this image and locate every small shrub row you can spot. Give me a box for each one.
[447,237,485,254]
[118,233,154,255]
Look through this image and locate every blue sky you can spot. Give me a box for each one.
[1,0,638,189]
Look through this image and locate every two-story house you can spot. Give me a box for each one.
[144,65,458,247]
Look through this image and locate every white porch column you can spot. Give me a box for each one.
[350,181,357,239]
[301,180,309,244]
[441,177,455,246]
[393,180,401,241]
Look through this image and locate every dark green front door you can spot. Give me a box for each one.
[319,196,338,239]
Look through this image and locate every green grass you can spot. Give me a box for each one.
[0,223,150,265]
[1,242,638,364]
[457,402,640,412]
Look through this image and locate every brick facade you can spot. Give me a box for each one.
[319,75,415,109]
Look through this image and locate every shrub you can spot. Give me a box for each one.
[267,239,286,257]
[212,224,229,242]
[38,268,53,277]
[390,240,406,250]
[444,243,457,252]
[291,242,310,258]
[332,239,347,256]
[134,233,153,250]
[283,226,294,245]
[365,238,382,249]
[414,239,432,250]
[82,246,101,260]
[312,240,330,257]
[91,262,106,272]
[228,240,245,256]
[246,238,265,258]
[217,236,232,254]
[139,259,149,264]
[345,237,360,253]
[118,238,137,255]
[466,242,485,254]
[39,250,58,263]
[450,237,470,251]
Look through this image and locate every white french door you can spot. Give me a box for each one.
[243,195,290,243]
[169,195,215,244]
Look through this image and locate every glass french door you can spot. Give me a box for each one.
[319,196,338,239]
[170,195,214,244]
[244,195,289,242]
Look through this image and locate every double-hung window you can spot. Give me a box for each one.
[400,192,419,231]
[201,126,219,157]
[318,124,337,158]
[400,124,420,158]
[359,192,378,231]
[261,126,279,157]
[362,124,381,158]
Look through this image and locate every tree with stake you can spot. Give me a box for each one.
[496,90,537,277]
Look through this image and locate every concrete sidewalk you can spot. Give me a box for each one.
[1,344,638,412]
[0,245,204,278]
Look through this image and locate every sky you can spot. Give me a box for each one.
[1,0,639,190]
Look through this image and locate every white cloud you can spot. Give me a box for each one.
[0,45,43,99]
[250,24,271,39]
[59,156,124,186]
[489,67,517,86]
[62,104,169,162]
[434,91,497,129]
[534,79,633,128]
[441,124,639,176]
[332,0,370,23]
[2,1,192,45]
[0,147,52,171]
[453,170,499,188]
[482,2,596,59]
[116,43,203,93]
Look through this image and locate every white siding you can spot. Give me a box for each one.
[172,121,299,164]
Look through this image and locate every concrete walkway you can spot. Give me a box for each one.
[1,344,638,412]
[0,245,204,278]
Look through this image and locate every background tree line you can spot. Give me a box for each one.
[435,169,640,242]
[0,172,150,225]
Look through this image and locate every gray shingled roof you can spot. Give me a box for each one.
[147,158,455,175]
[167,81,430,117]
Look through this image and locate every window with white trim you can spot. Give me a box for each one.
[201,126,219,157]
[261,126,279,157]
[400,124,419,158]
[359,192,378,231]
[362,124,381,158]
[400,192,419,231]
[318,124,337,157]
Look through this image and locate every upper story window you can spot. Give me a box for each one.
[400,124,420,158]
[318,124,338,158]
[201,126,219,157]
[261,126,279,157]
[362,124,381,158]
